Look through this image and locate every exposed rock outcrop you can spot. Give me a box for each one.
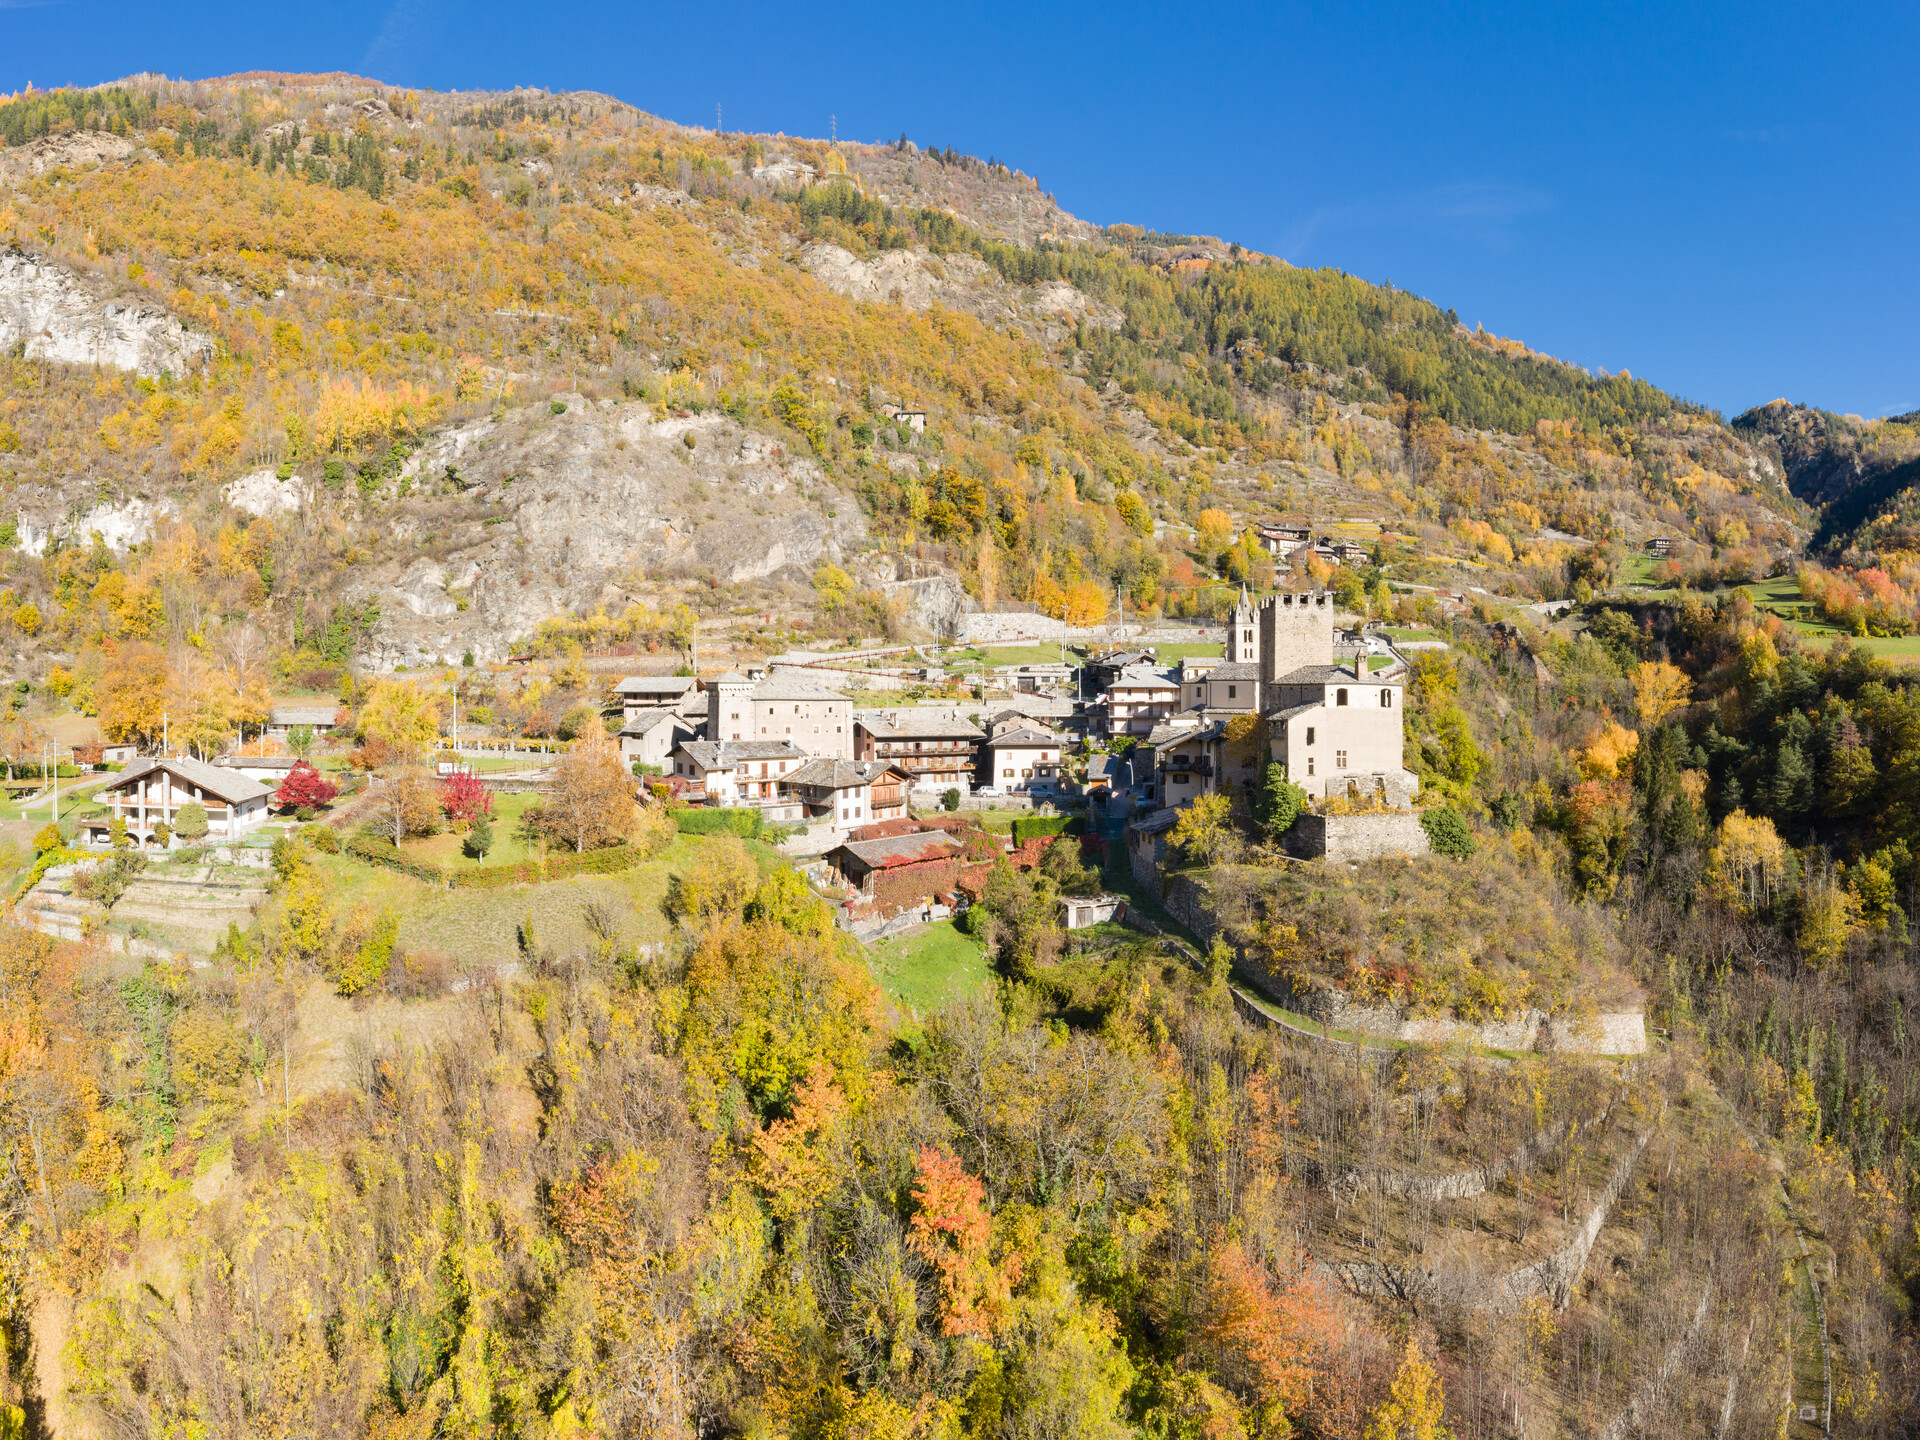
[223,468,313,519]
[799,242,1120,344]
[15,495,179,555]
[0,250,214,376]
[340,397,870,668]
[0,129,135,184]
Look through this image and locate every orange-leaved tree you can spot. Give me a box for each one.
[907,1146,1019,1337]
[1201,1237,1343,1429]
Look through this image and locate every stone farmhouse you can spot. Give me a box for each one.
[669,740,810,822]
[610,675,699,722]
[984,726,1064,793]
[619,707,697,772]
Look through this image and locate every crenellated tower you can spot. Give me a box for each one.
[1256,590,1337,707]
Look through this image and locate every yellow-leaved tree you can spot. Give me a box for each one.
[1365,1337,1449,1440]
[357,679,442,758]
[1630,659,1692,729]
[1705,810,1789,915]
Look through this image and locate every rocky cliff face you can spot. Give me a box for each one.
[0,249,214,377]
[333,396,870,667]
[799,242,1120,347]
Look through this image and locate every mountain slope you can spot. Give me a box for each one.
[0,72,1803,675]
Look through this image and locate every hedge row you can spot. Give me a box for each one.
[345,835,448,885]
[345,833,648,889]
[447,843,644,890]
[1010,814,1084,846]
[672,807,764,838]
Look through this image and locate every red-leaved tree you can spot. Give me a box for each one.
[439,772,493,824]
[274,761,340,812]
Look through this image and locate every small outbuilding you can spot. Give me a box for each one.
[1059,894,1128,929]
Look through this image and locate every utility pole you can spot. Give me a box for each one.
[716,102,722,133]
[830,114,837,144]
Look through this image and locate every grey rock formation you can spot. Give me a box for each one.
[0,250,214,377]
[799,243,1120,345]
[0,129,135,184]
[339,398,870,668]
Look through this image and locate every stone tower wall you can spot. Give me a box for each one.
[1258,591,1336,699]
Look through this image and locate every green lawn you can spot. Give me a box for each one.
[1729,578,1920,662]
[1153,642,1226,662]
[399,793,543,867]
[310,830,783,968]
[865,918,994,1015]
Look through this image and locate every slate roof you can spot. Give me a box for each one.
[832,831,965,869]
[270,705,341,726]
[1271,662,1372,686]
[1201,662,1262,682]
[787,757,872,790]
[104,755,273,805]
[987,728,1059,748]
[619,707,685,737]
[674,740,806,769]
[1108,665,1180,688]
[1267,702,1323,723]
[613,676,697,697]
[752,676,851,702]
[855,712,985,740]
[1129,807,1182,837]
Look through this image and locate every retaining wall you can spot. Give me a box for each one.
[1287,811,1430,862]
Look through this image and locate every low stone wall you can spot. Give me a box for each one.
[960,611,1068,643]
[1287,811,1430,862]
[1275,974,1646,1054]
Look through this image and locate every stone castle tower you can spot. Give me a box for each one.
[1256,591,1337,705]
[707,671,754,743]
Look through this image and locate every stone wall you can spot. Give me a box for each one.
[960,611,1068,644]
[1275,974,1646,1054]
[1286,811,1430,862]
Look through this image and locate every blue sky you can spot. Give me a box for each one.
[7,1,1916,419]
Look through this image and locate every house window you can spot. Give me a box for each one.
[1003,767,1014,777]
[1307,758,1315,776]
[1336,750,1347,769]
[1306,727,1316,745]
[1227,685,1237,699]
[1337,689,1349,706]
[1381,690,1393,708]
[1174,774,1188,785]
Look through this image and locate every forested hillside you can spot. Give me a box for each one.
[0,72,1802,682]
[7,69,1920,1440]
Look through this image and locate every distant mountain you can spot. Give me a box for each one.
[1733,400,1920,556]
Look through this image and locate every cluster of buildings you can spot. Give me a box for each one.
[609,578,1418,851]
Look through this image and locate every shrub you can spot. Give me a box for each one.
[32,822,61,853]
[299,823,340,854]
[943,787,961,812]
[1011,814,1083,846]
[674,807,764,838]
[175,802,209,842]
[1420,805,1477,859]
